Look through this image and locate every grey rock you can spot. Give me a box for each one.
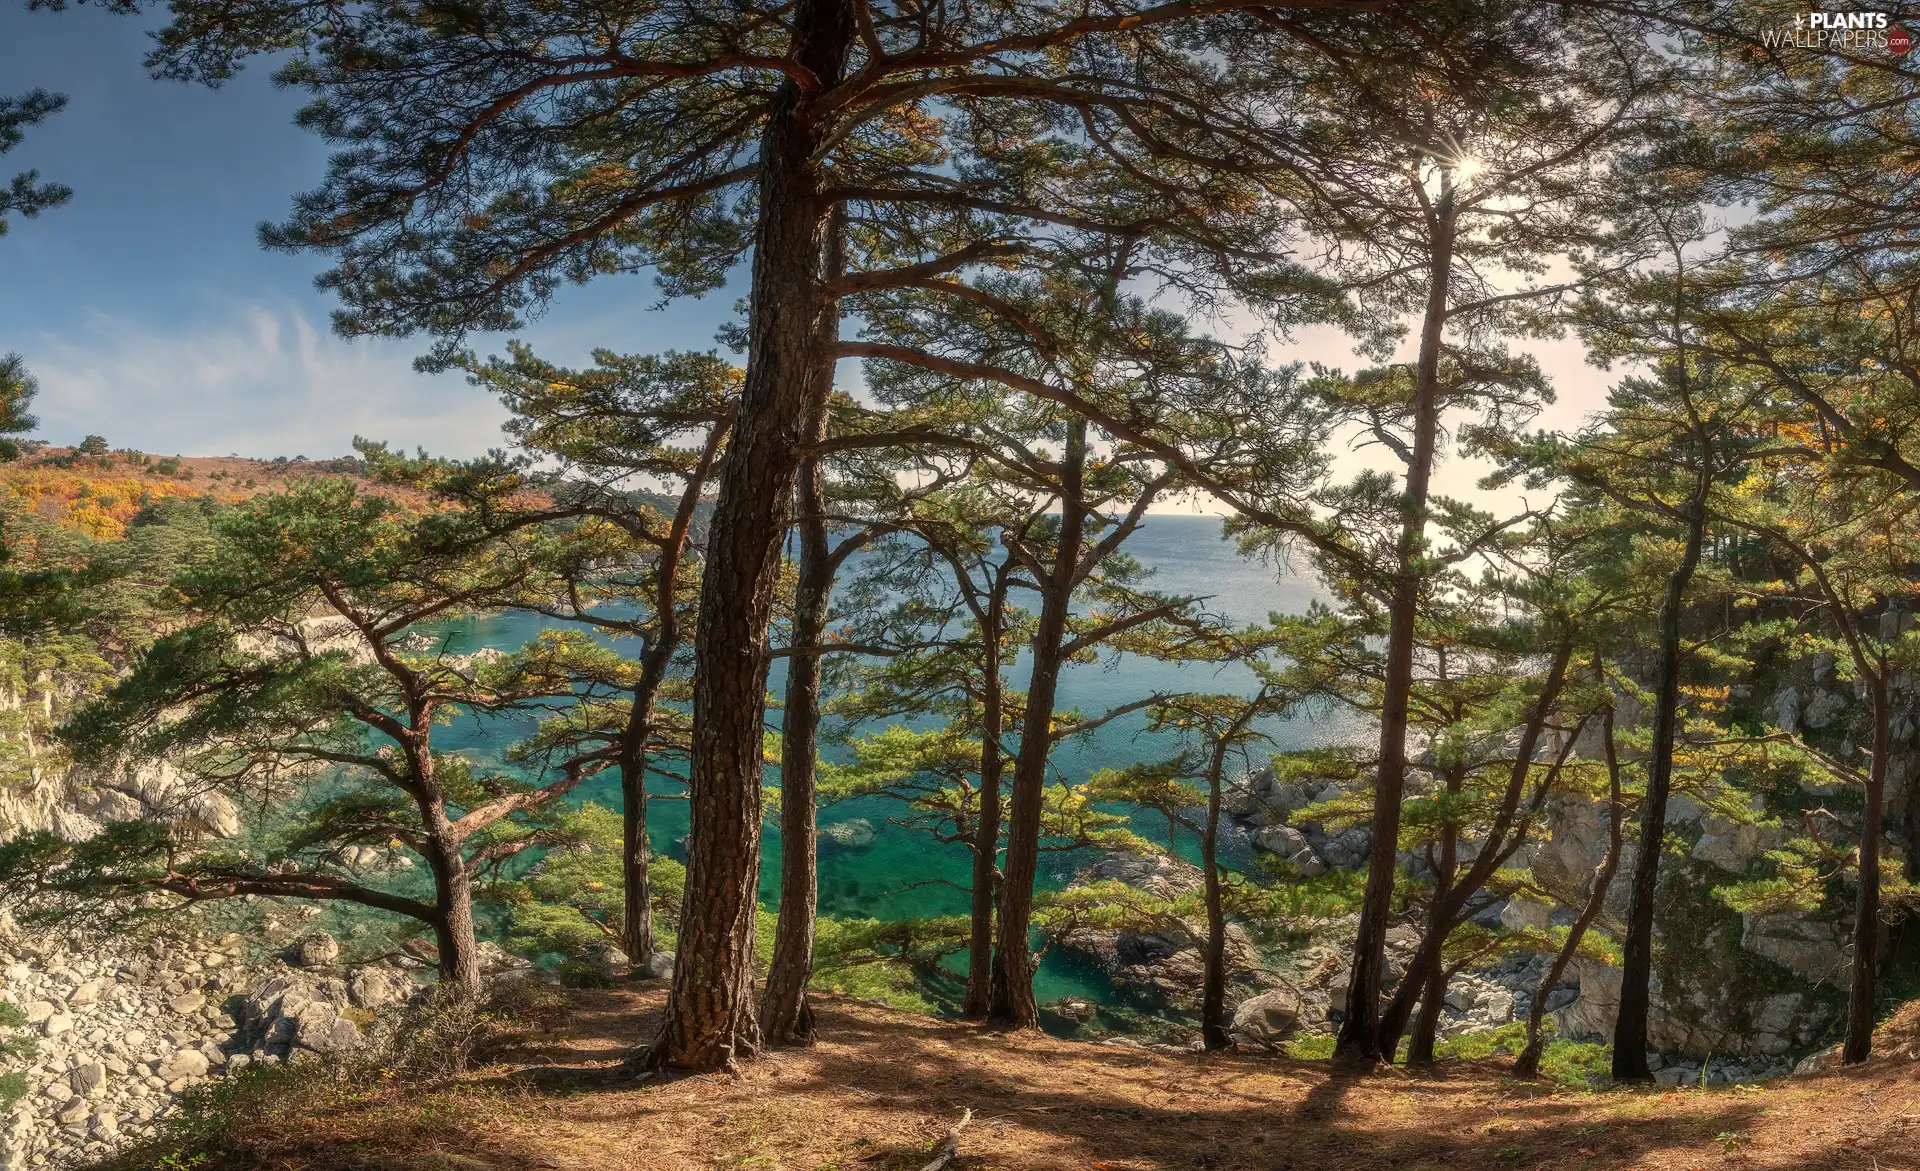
[67,1064,105,1098]
[1313,828,1371,870]
[1078,850,1203,900]
[1741,913,1850,983]
[290,933,339,968]
[1499,898,1551,932]
[155,1050,209,1082]
[167,992,205,1015]
[1250,825,1325,875]
[299,1015,362,1056]
[1772,687,1801,735]
[1803,689,1847,730]
[66,981,105,1007]
[40,1014,71,1038]
[347,966,408,1009]
[818,819,877,849]
[1229,989,1302,1045]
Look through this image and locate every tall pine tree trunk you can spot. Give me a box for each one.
[622,429,722,975]
[1843,672,1890,1063]
[762,453,833,1047]
[1337,196,1455,1062]
[1610,482,1708,1081]
[1517,696,1622,1078]
[645,0,853,1070]
[963,584,1007,1020]
[990,419,1088,1029]
[1201,729,1233,1050]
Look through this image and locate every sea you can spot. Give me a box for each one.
[426,515,1352,1012]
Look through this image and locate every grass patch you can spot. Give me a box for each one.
[1280,1023,1611,1086]
[1284,1033,1336,1059]
[1432,1023,1612,1087]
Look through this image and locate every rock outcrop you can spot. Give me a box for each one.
[0,924,415,1171]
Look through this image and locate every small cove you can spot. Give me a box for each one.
[335,515,1354,1018]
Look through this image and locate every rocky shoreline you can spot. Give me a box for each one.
[0,921,416,1171]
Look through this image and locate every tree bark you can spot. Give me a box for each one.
[1201,729,1232,1050]
[762,453,834,1047]
[645,0,854,1071]
[1610,482,1708,1082]
[620,642,674,973]
[1843,673,1889,1064]
[621,428,723,975]
[1516,695,1623,1079]
[1337,192,1455,1062]
[990,418,1088,1029]
[1403,773,1459,1067]
[963,577,1007,1020]
[420,809,483,992]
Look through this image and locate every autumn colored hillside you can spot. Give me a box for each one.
[0,447,437,540]
[92,987,1920,1171]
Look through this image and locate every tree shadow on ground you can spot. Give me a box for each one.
[98,987,1916,1171]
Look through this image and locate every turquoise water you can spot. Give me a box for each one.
[431,515,1344,1008]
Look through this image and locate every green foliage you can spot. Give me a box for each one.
[0,353,39,461]
[0,90,70,239]
[494,803,687,963]
[0,1000,34,1111]
[810,915,971,1014]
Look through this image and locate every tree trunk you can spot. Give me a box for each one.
[621,430,721,975]
[620,740,656,970]
[963,582,1007,1020]
[420,812,483,992]
[1610,481,1708,1082]
[621,650,672,973]
[990,419,1088,1029]
[1377,645,1573,1057]
[1516,697,1623,1079]
[1403,805,1458,1067]
[645,0,853,1071]
[762,453,834,1047]
[1844,675,1889,1064]
[1201,733,1232,1050]
[1337,195,1455,1063]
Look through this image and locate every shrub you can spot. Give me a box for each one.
[0,1000,34,1111]
[372,979,571,1082]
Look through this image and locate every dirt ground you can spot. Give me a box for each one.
[140,986,1920,1171]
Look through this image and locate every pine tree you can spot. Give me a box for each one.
[0,89,70,239]
[126,0,1325,1068]
[455,344,737,977]
[1712,452,1920,1064]
[1193,0,1668,1060]
[56,478,632,990]
[851,252,1333,1027]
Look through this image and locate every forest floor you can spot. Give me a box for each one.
[99,986,1920,1171]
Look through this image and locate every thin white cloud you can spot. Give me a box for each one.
[19,302,510,459]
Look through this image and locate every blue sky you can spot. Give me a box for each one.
[0,4,739,459]
[1,7,1608,514]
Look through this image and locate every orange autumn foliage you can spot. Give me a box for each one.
[0,466,231,540]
